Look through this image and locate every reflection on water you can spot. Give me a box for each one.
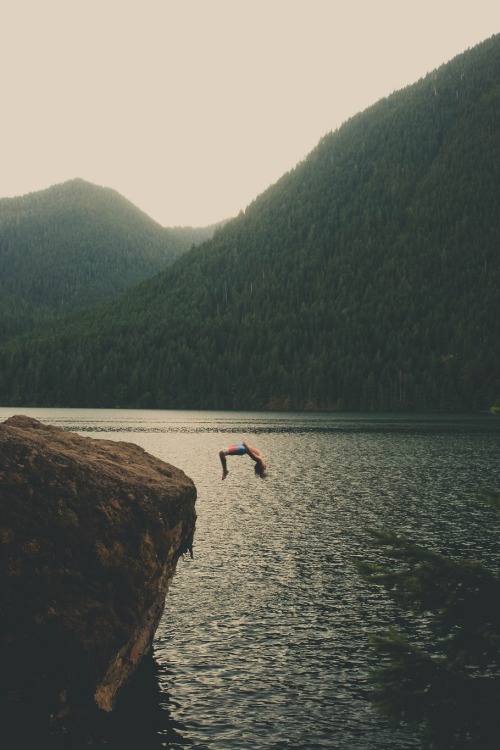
[3,655,189,749]
[107,656,189,749]
[1,408,499,748]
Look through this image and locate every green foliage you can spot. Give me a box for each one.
[0,179,211,341]
[356,504,500,749]
[1,37,500,409]
[478,488,500,512]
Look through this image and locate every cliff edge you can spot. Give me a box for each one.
[0,415,196,729]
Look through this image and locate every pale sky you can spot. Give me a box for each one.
[1,1,499,227]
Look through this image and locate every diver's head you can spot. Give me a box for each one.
[254,463,267,478]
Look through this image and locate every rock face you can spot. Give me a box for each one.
[0,415,196,727]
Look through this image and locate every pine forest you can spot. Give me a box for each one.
[1,35,500,412]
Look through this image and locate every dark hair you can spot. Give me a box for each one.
[254,463,266,478]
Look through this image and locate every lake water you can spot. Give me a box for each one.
[2,408,500,749]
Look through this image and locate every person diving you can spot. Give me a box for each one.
[219,442,267,479]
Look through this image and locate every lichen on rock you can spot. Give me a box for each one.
[0,415,196,729]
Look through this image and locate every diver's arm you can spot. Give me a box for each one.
[242,442,254,460]
[242,443,261,462]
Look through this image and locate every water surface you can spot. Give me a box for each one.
[2,408,499,748]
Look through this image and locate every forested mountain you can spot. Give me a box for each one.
[0,179,214,341]
[1,35,500,411]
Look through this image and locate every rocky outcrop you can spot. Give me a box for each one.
[0,415,196,729]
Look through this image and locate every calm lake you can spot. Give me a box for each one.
[2,408,500,749]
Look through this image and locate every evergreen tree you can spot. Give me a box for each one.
[356,489,500,749]
[1,35,500,411]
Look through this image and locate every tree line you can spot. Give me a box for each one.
[1,36,500,411]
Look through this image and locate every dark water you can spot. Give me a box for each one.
[3,408,500,749]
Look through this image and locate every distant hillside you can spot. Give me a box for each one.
[0,179,213,340]
[168,222,226,248]
[1,35,500,411]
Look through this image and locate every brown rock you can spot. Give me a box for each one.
[0,415,196,727]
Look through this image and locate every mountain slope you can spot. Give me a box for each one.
[0,179,212,340]
[1,35,500,411]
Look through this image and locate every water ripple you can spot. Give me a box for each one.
[1,408,498,748]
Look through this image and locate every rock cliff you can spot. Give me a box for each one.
[0,415,196,731]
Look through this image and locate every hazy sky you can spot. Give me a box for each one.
[1,1,499,226]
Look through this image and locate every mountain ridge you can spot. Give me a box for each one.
[0,178,216,340]
[1,34,500,411]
